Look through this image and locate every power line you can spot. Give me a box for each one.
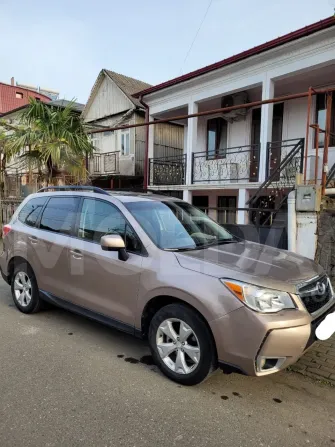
[179,0,213,75]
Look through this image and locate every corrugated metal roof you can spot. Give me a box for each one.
[133,16,335,98]
[104,70,151,107]
[49,99,85,112]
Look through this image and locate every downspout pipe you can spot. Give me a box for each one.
[287,190,296,252]
[138,96,150,190]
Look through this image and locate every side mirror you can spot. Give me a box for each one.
[100,234,129,261]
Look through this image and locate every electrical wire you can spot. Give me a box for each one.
[179,0,213,75]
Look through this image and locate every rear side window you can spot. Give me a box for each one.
[40,197,80,235]
[18,197,47,228]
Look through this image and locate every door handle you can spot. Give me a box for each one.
[70,249,83,259]
[28,236,38,244]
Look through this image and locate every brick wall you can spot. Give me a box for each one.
[292,197,335,384]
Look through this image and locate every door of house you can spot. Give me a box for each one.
[250,108,261,182]
[268,103,284,179]
[192,195,209,213]
[217,196,237,224]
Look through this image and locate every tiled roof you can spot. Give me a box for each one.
[104,70,151,107]
[133,16,335,98]
[0,83,51,114]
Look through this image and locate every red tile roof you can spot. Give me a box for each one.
[0,83,51,114]
[133,16,335,98]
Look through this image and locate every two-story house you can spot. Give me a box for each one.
[82,70,184,191]
[133,16,335,230]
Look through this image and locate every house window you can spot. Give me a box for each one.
[35,97,40,101]
[121,130,130,155]
[104,130,113,137]
[16,92,23,99]
[207,118,227,159]
[315,92,335,147]
[217,196,236,224]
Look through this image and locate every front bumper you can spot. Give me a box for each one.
[210,300,335,376]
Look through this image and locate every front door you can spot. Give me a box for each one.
[250,108,261,182]
[268,103,284,179]
[67,197,143,327]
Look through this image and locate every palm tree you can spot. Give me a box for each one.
[1,99,94,185]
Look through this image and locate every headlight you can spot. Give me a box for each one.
[221,279,295,313]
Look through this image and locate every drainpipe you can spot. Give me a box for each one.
[138,96,150,190]
[287,190,296,252]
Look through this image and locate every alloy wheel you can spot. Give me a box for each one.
[14,271,32,307]
[156,318,200,374]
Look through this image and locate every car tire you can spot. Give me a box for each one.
[11,262,42,314]
[148,303,217,385]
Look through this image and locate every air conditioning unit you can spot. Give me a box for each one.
[221,91,248,122]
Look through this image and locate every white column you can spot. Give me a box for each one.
[183,190,192,203]
[237,188,249,224]
[148,115,154,185]
[259,77,274,182]
[185,102,198,186]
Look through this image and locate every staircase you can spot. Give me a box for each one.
[326,162,335,187]
[247,138,305,226]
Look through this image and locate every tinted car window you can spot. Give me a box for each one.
[40,197,80,235]
[78,198,141,253]
[18,197,47,227]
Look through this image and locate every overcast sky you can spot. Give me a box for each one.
[1,0,334,103]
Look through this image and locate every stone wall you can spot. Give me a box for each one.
[292,196,335,384]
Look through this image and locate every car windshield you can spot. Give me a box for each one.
[125,200,236,250]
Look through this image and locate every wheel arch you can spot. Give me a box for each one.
[140,295,218,361]
[7,256,33,283]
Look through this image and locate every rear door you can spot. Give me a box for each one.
[33,196,81,301]
[66,197,144,327]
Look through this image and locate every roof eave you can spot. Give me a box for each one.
[133,16,335,98]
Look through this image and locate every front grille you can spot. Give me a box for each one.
[298,275,333,314]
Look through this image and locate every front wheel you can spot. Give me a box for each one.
[148,304,217,385]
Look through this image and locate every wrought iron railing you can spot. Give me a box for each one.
[149,154,186,185]
[247,138,304,225]
[89,151,120,175]
[326,162,335,187]
[191,144,260,184]
[135,140,184,177]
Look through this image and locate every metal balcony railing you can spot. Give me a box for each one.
[149,154,186,185]
[192,144,260,184]
[89,151,120,175]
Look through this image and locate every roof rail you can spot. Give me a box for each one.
[37,186,110,195]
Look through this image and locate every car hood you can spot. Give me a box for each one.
[175,240,323,294]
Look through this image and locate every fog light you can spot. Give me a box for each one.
[256,356,287,372]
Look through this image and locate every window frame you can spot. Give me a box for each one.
[15,92,24,99]
[36,195,81,236]
[74,197,147,257]
[121,129,130,156]
[17,196,48,228]
[206,117,228,160]
[315,92,335,148]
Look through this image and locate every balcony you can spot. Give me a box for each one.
[149,154,186,185]
[192,144,260,184]
[89,151,120,175]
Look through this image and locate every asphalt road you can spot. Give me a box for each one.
[0,279,334,447]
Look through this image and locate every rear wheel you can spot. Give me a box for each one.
[148,303,217,385]
[11,263,42,314]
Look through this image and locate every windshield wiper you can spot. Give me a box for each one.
[195,238,237,249]
[165,246,197,252]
